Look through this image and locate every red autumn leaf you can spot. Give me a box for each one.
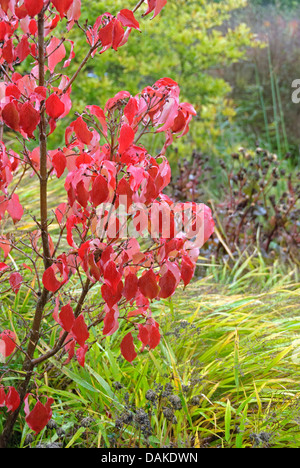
[0,330,17,358]
[112,18,126,50]
[2,102,20,132]
[29,19,38,35]
[105,90,131,113]
[73,116,93,145]
[0,0,9,13]
[86,105,108,136]
[148,320,161,350]
[76,344,88,367]
[2,38,14,64]
[158,269,177,299]
[5,84,21,100]
[15,35,31,62]
[103,260,122,291]
[0,387,5,407]
[42,263,68,293]
[9,272,23,294]
[123,272,138,301]
[137,324,149,347]
[46,93,65,120]
[102,307,119,336]
[24,395,54,435]
[144,0,168,19]
[19,102,40,138]
[118,124,135,154]
[5,387,20,412]
[51,0,74,18]
[117,9,140,31]
[7,194,24,224]
[0,238,10,258]
[101,282,123,309]
[120,332,137,363]
[181,255,195,287]
[52,151,66,178]
[0,262,9,272]
[124,98,138,126]
[24,0,44,17]
[97,18,114,48]
[75,180,89,208]
[71,314,89,347]
[15,4,28,18]
[54,303,75,332]
[90,174,109,207]
[64,338,76,365]
[47,37,66,73]
[138,269,159,300]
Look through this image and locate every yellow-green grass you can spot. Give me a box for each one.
[3,272,298,448]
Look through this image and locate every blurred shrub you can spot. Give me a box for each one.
[215,2,300,161]
[170,146,300,263]
[47,0,259,163]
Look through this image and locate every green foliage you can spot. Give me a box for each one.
[250,0,298,8]
[49,0,258,161]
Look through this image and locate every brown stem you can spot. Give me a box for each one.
[0,12,51,449]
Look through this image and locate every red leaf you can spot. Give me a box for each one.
[19,102,40,138]
[124,98,138,126]
[158,269,176,299]
[120,332,137,363]
[54,303,75,332]
[42,263,68,293]
[76,180,89,208]
[71,314,89,347]
[46,93,65,120]
[101,282,123,309]
[118,124,135,154]
[9,272,23,294]
[47,37,66,73]
[0,387,5,407]
[24,395,54,435]
[24,0,44,17]
[0,237,10,258]
[29,19,38,35]
[51,0,74,17]
[102,307,119,336]
[138,269,159,300]
[117,9,140,31]
[103,260,121,291]
[86,105,108,136]
[137,324,149,347]
[144,0,168,19]
[90,174,109,207]
[7,194,24,224]
[181,255,195,287]
[2,102,20,132]
[123,272,138,301]
[0,262,9,272]
[52,151,66,178]
[73,116,93,145]
[148,321,160,350]
[0,330,17,358]
[5,387,20,412]
[2,39,14,64]
[15,35,31,62]
[112,19,125,50]
[76,344,88,367]
[0,0,9,13]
